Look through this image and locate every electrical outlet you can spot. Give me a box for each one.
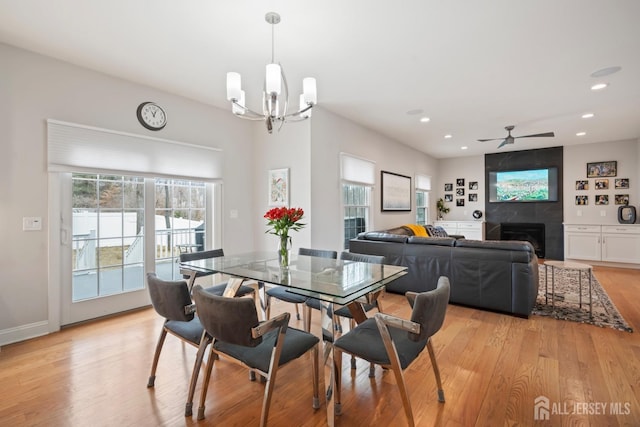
[23,217,42,231]
[577,210,582,217]
[230,209,238,219]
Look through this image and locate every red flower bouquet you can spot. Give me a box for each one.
[264,207,305,267]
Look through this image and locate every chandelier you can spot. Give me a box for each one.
[225,12,317,133]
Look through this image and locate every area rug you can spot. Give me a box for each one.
[533,265,633,332]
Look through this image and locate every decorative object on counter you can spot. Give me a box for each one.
[618,205,636,224]
[264,207,305,268]
[436,198,450,220]
[533,266,632,332]
[586,160,617,178]
[472,210,483,219]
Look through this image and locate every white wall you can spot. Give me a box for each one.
[436,155,486,221]
[0,43,255,343]
[563,139,640,224]
[309,108,439,251]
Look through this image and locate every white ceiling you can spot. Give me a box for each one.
[1,0,639,159]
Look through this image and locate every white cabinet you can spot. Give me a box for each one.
[564,224,640,264]
[434,221,484,240]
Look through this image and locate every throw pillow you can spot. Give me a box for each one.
[425,225,449,237]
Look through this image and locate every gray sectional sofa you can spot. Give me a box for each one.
[349,229,539,317]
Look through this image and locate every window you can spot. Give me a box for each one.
[415,174,431,225]
[154,179,207,280]
[341,154,375,249]
[72,173,145,301]
[343,184,371,248]
[416,191,429,225]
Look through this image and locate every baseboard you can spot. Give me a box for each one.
[0,320,50,348]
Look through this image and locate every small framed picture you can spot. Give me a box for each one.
[456,198,465,207]
[595,195,609,205]
[615,178,629,189]
[444,194,453,202]
[575,180,589,190]
[575,195,588,205]
[587,161,617,178]
[594,179,609,190]
[444,183,453,192]
[469,193,478,202]
[615,194,630,205]
[268,168,289,206]
[469,181,478,190]
[456,178,465,187]
[456,188,465,196]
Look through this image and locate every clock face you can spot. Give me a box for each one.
[137,102,167,130]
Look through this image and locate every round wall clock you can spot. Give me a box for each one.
[136,102,167,131]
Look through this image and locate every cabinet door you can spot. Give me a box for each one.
[457,222,484,240]
[434,221,457,235]
[564,232,601,261]
[602,233,640,263]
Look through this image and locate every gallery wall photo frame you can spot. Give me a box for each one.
[381,170,411,211]
[587,161,617,178]
[444,183,453,192]
[268,168,289,207]
[615,178,629,189]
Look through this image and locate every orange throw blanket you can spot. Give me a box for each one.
[403,224,428,237]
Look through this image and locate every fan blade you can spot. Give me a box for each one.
[514,132,555,139]
[497,139,510,148]
[477,138,501,142]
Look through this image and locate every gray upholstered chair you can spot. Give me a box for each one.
[264,247,337,323]
[190,285,320,426]
[180,249,263,313]
[145,273,205,416]
[333,276,450,427]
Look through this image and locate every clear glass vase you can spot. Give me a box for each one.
[278,235,291,269]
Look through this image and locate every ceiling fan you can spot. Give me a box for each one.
[478,125,555,149]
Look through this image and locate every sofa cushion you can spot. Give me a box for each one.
[359,232,409,243]
[454,239,535,262]
[407,236,456,247]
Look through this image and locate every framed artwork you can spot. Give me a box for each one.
[594,179,609,190]
[587,161,617,178]
[615,178,629,189]
[444,183,453,192]
[444,194,453,202]
[595,194,609,205]
[268,168,289,206]
[575,180,589,190]
[381,171,411,211]
[456,178,465,187]
[575,195,588,205]
[615,194,630,205]
[456,198,465,207]
[469,181,478,190]
[456,188,465,196]
[469,193,478,202]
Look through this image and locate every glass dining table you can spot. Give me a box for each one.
[180,250,407,426]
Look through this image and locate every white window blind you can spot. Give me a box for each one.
[340,153,375,185]
[415,174,431,191]
[47,119,223,181]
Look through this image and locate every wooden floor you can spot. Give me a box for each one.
[1,266,639,426]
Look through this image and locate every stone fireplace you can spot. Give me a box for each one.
[500,222,545,258]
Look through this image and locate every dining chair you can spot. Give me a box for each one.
[264,247,337,323]
[190,285,320,426]
[180,249,264,315]
[333,276,450,427]
[145,273,206,417]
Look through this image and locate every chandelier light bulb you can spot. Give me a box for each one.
[226,72,242,101]
[266,64,282,95]
[303,77,317,105]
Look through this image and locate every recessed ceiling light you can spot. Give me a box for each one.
[461,146,468,150]
[581,113,595,119]
[406,109,423,116]
[420,117,430,123]
[444,134,452,139]
[576,132,586,136]
[590,66,621,78]
[591,83,608,91]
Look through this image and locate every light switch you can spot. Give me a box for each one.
[229,209,238,219]
[576,210,582,217]
[600,210,606,217]
[23,217,42,231]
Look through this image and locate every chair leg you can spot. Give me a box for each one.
[186,334,210,417]
[197,346,217,420]
[389,363,415,427]
[265,294,272,320]
[304,304,312,332]
[260,368,278,427]
[147,328,167,387]
[427,339,445,402]
[311,344,320,409]
[294,303,301,320]
[334,347,343,415]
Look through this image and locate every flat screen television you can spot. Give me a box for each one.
[489,167,558,202]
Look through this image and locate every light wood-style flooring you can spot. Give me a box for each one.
[1,266,639,426]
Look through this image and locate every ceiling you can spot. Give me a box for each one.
[1,0,639,159]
